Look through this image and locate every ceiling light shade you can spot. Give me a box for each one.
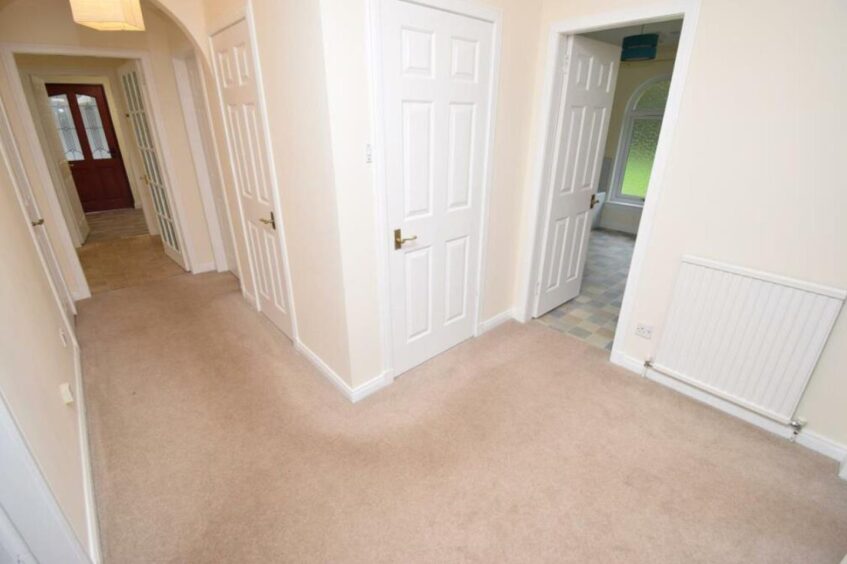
[621,33,659,62]
[69,0,145,31]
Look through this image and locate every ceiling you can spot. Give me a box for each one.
[583,19,683,47]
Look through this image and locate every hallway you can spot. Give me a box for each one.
[77,209,183,294]
[77,274,847,563]
[84,209,148,243]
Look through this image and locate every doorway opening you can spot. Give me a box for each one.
[525,16,686,352]
[11,52,189,295]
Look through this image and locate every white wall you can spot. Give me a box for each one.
[205,0,355,381]
[286,0,847,450]
[126,0,847,454]
[528,0,847,446]
[0,124,90,554]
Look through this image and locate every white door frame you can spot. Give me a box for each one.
[367,0,503,379]
[0,42,199,298]
[517,0,701,368]
[172,54,231,273]
[207,1,300,341]
[31,72,159,238]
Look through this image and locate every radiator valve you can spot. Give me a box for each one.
[788,418,807,441]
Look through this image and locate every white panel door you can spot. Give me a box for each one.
[212,19,293,339]
[118,62,186,269]
[533,36,620,317]
[0,96,76,322]
[382,0,494,375]
[31,76,90,247]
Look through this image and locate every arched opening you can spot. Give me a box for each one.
[608,75,671,205]
[0,0,234,298]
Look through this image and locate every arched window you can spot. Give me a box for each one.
[609,75,671,205]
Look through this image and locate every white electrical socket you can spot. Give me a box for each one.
[635,323,654,340]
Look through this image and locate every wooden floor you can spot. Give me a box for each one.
[78,208,183,294]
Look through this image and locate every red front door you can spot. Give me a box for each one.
[46,83,135,212]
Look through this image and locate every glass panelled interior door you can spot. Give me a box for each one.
[118,62,186,268]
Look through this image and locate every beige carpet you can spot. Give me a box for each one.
[78,235,184,294]
[84,209,149,244]
[76,273,847,563]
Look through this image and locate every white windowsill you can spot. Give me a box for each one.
[606,198,644,209]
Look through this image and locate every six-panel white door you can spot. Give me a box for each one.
[533,36,620,317]
[382,0,494,375]
[212,19,293,339]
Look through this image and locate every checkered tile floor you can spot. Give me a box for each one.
[535,229,636,351]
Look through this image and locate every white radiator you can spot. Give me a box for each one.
[653,256,845,426]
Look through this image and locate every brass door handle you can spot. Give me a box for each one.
[259,211,276,230]
[590,193,599,209]
[31,218,45,227]
[394,228,417,250]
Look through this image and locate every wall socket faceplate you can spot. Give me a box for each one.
[635,323,654,340]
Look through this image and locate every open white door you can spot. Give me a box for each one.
[533,36,620,317]
[381,0,495,375]
[29,76,90,246]
[211,19,294,339]
[173,54,234,273]
[118,61,187,269]
[0,95,76,322]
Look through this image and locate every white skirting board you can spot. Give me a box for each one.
[296,309,520,403]
[478,309,519,334]
[190,260,218,275]
[611,351,847,474]
[294,340,393,403]
[74,346,101,562]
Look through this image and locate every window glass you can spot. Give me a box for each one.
[48,94,84,161]
[634,79,670,113]
[620,117,662,199]
[76,94,112,159]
